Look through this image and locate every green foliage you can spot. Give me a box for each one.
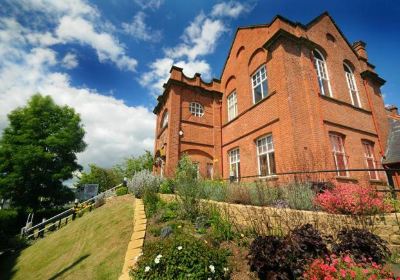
[114,151,154,178]
[199,180,228,201]
[131,235,230,280]
[0,94,85,210]
[159,178,175,194]
[143,190,161,218]
[207,208,235,242]
[115,186,128,196]
[127,170,161,198]
[283,183,315,210]
[175,155,202,220]
[0,209,24,249]
[78,164,120,193]
[158,202,179,222]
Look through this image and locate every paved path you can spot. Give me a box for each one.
[119,198,146,280]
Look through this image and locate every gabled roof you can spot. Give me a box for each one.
[219,11,371,80]
[383,117,400,165]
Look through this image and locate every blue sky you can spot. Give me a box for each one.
[0,0,399,170]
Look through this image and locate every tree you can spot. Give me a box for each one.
[77,164,120,192]
[114,151,154,178]
[0,94,86,210]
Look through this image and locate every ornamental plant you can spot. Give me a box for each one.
[314,182,392,215]
[303,254,396,280]
[127,170,162,198]
[333,228,390,264]
[131,235,230,279]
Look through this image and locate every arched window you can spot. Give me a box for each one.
[189,102,204,117]
[313,49,332,97]
[344,63,361,108]
[161,111,168,129]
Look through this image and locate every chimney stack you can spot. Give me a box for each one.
[386,105,399,116]
[353,41,368,60]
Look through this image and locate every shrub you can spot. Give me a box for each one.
[143,190,161,218]
[283,183,315,211]
[314,182,393,215]
[248,235,289,279]
[199,180,228,201]
[0,209,22,250]
[248,224,328,279]
[286,224,329,276]
[175,155,202,220]
[159,179,175,194]
[131,235,230,279]
[207,208,235,242]
[127,170,162,198]
[116,186,128,196]
[332,228,390,264]
[303,254,395,279]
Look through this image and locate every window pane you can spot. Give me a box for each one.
[351,90,360,107]
[254,84,262,103]
[322,79,330,96]
[336,154,347,176]
[268,152,276,174]
[259,154,268,176]
[262,79,268,98]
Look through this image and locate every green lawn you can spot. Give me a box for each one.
[1,195,135,280]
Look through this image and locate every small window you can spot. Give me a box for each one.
[329,133,349,177]
[251,65,268,104]
[229,148,240,181]
[189,102,204,117]
[313,49,332,97]
[161,111,168,129]
[362,141,379,180]
[206,163,214,179]
[256,135,276,177]
[344,63,361,108]
[227,91,238,121]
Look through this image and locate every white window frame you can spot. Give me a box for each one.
[227,91,238,121]
[329,133,349,177]
[161,111,168,129]
[362,141,379,180]
[256,135,275,177]
[313,49,333,97]
[251,65,268,104]
[189,102,204,117]
[228,148,240,181]
[344,63,361,108]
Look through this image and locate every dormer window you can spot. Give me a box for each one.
[189,102,204,117]
[313,49,332,97]
[344,63,361,108]
[161,111,168,129]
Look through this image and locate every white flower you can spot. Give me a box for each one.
[145,266,151,272]
[209,265,215,273]
[156,254,162,259]
[208,278,212,280]
[240,233,245,238]
[154,254,162,264]
[177,246,183,251]
[223,267,229,272]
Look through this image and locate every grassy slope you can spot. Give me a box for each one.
[3,195,134,280]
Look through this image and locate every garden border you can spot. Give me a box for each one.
[119,198,147,280]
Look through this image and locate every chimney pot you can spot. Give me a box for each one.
[353,41,368,60]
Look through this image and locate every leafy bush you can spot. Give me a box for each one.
[248,224,328,279]
[0,209,22,249]
[283,183,315,210]
[314,182,393,215]
[127,170,162,198]
[286,224,328,276]
[116,186,128,196]
[207,208,235,242]
[131,235,230,279]
[332,228,390,264]
[159,179,175,194]
[248,235,289,279]
[199,180,227,201]
[303,254,395,279]
[143,190,161,218]
[175,155,202,220]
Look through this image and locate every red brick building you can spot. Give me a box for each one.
[153,12,399,184]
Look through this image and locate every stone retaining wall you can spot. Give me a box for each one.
[159,194,400,251]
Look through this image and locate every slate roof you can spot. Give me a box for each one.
[383,117,400,165]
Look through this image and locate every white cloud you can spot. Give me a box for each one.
[165,13,227,60]
[122,12,162,42]
[62,52,78,69]
[7,0,138,72]
[56,16,137,71]
[211,1,251,18]
[134,0,164,10]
